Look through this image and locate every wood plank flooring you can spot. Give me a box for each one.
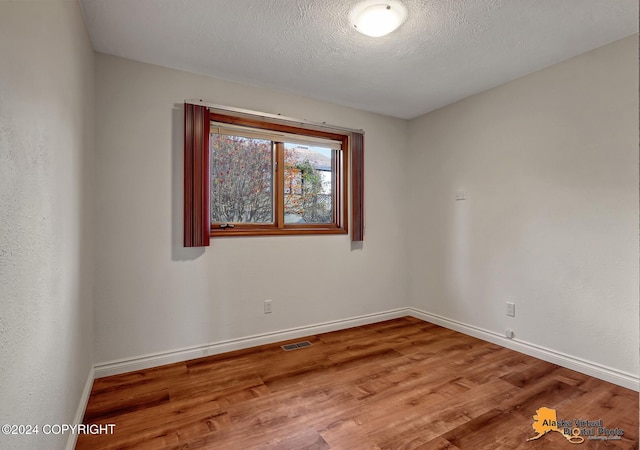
[77,317,638,449]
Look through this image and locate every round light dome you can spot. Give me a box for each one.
[351,2,407,37]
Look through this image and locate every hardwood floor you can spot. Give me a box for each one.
[77,317,638,449]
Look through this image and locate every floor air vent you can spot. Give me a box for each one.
[281,341,312,351]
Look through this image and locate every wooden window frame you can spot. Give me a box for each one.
[184,103,364,244]
[209,112,348,237]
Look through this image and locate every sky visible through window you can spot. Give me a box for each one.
[296,145,331,159]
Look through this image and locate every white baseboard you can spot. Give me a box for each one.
[66,365,95,450]
[92,306,639,387]
[94,308,408,378]
[77,308,638,434]
[407,307,639,392]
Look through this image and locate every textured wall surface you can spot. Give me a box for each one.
[1,7,637,445]
[0,2,95,449]
[92,54,409,363]
[407,35,639,378]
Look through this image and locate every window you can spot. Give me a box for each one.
[210,134,274,224]
[184,103,364,244]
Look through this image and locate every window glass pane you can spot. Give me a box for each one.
[210,134,273,224]
[284,143,333,224]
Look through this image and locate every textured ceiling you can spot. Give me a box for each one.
[80,0,638,119]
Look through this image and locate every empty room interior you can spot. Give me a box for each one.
[1,1,639,449]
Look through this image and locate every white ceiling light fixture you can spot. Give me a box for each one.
[351,1,407,37]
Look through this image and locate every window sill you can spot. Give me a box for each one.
[210,226,347,237]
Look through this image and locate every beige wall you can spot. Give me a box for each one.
[93,54,409,364]
[1,9,637,445]
[407,35,639,380]
[93,35,638,387]
[0,2,95,449]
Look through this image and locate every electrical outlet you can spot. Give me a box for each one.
[264,299,272,314]
[506,302,515,317]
